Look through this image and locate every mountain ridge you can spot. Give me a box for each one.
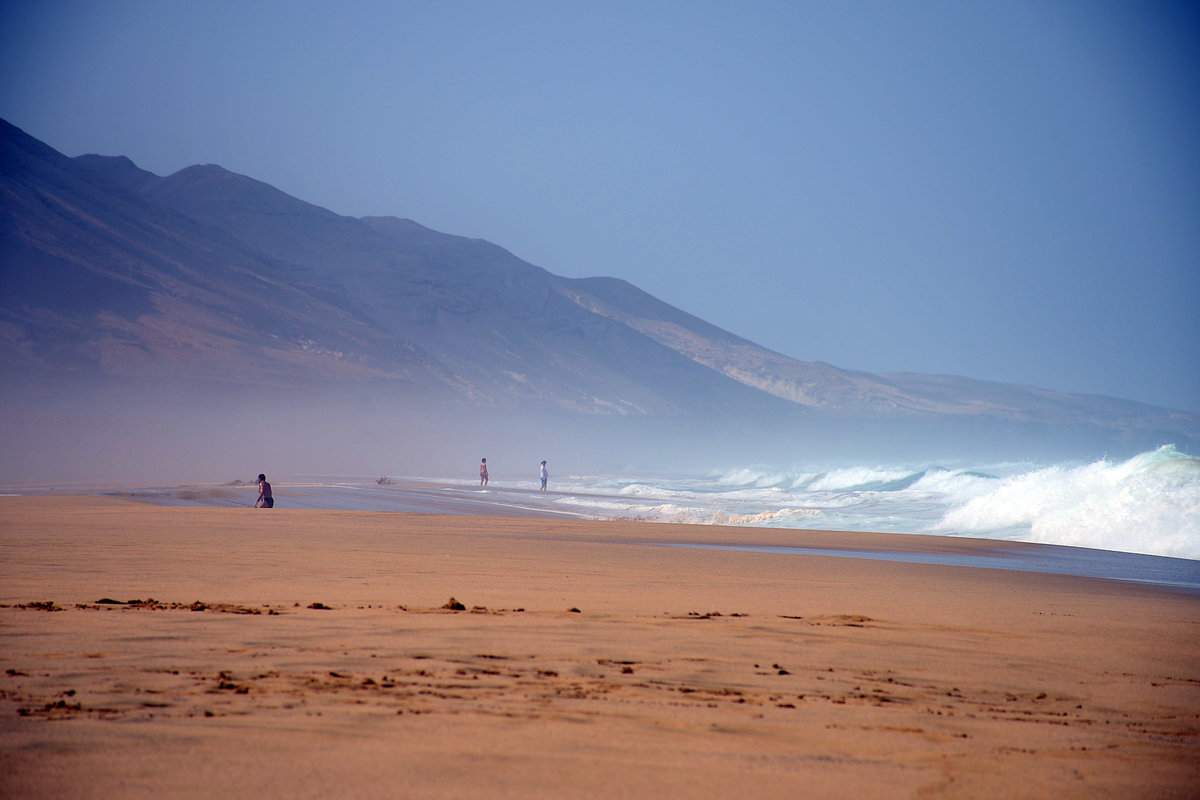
[2,118,1197,454]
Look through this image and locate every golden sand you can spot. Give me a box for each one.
[0,495,1196,798]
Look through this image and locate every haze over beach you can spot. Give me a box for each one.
[3,1,1198,413]
[1,1,1199,797]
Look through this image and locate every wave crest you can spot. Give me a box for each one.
[932,445,1200,559]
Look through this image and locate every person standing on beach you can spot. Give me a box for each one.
[539,460,548,492]
[255,473,274,508]
[480,458,489,487]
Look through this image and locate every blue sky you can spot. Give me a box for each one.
[2,0,1198,412]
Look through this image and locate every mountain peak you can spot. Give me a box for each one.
[149,163,344,223]
[73,154,160,194]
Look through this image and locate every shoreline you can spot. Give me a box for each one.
[16,481,1200,592]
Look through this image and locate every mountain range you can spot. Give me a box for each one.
[2,117,1197,467]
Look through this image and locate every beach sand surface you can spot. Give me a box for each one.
[1,495,1197,799]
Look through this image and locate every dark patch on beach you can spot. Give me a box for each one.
[779,614,877,627]
[74,598,271,615]
[670,610,746,620]
[211,671,251,694]
[13,601,63,612]
[17,698,83,718]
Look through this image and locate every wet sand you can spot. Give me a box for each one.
[1,494,1197,798]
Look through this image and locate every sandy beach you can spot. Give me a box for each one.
[1,494,1197,799]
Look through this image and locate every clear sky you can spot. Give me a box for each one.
[2,0,1197,412]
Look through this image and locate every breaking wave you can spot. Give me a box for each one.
[577,446,1200,559]
[931,445,1200,559]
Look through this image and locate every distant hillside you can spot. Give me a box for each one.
[3,117,1197,450]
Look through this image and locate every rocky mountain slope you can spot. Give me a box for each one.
[2,118,1196,447]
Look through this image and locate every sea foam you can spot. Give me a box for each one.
[605,447,1200,559]
[931,445,1200,559]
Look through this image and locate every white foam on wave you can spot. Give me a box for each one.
[577,448,1200,559]
[804,466,917,492]
[616,482,790,505]
[713,466,815,489]
[616,483,695,500]
[931,445,1200,559]
[909,468,996,496]
[707,508,822,525]
[552,496,636,511]
[635,503,711,524]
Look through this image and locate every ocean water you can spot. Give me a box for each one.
[114,445,1200,588]
[527,444,1200,562]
